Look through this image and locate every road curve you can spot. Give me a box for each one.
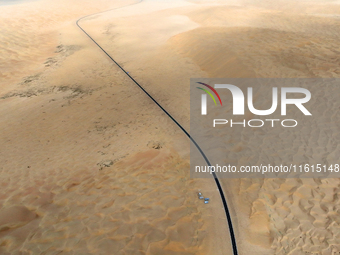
[76,1,239,254]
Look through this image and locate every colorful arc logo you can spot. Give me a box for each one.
[196,82,223,106]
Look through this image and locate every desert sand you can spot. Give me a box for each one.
[1,0,340,254]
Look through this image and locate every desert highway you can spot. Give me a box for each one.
[76,1,239,254]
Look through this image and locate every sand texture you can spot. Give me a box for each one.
[1,0,340,254]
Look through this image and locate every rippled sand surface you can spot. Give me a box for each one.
[1,0,340,254]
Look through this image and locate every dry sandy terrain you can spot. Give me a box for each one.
[1,0,340,254]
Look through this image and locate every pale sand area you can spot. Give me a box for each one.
[1,0,340,254]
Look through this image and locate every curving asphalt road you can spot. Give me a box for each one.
[76,1,239,254]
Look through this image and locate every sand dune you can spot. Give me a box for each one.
[0,146,213,254]
[1,0,340,254]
